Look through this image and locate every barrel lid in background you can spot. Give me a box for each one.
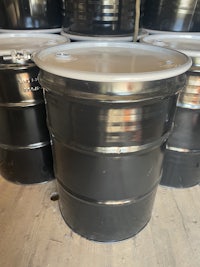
[0,28,62,34]
[144,29,200,36]
[34,42,191,82]
[141,34,200,59]
[0,33,69,59]
[60,29,148,42]
[141,35,200,108]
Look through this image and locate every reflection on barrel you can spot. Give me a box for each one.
[63,0,144,36]
[178,71,200,109]
[0,63,54,184]
[39,70,184,241]
[1,0,62,30]
[143,0,200,32]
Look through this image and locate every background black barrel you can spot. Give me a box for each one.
[1,0,63,30]
[141,34,200,188]
[34,42,191,241]
[0,33,68,184]
[0,63,54,184]
[161,72,200,188]
[143,0,200,32]
[161,107,200,188]
[63,0,144,36]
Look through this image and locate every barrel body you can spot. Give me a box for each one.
[140,34,200,187]
[161,106,200,187]
[143,0,200,32]
[161,70,200,187]
[1,0,62,30]
[162,148,200,188]
[0,63,54,184]
[39,70,184,241]
[63,0,143,36]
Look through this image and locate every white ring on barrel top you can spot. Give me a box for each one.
[33,42,192,82]
[144,29,200,36]
[0,33,69,56]
[141,34,200,58]
[0,28,62,34]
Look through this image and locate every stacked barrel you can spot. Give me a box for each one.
[0,0,63,33]
[163,46,200,188]
[142,0,200,188]
[34,41,191,241]
[61,0,146,41]
[141,34,200,188]
[0,34,68,184]
[0,1,69,184]
[0,0,197,242]
[29,1,190,241]
[143,0,200,34]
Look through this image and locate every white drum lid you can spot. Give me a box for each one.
[141,34,200,58]
[0,33,69,56]
[144,29,200,36]
[34,42,192,82]
[0,28,61,34]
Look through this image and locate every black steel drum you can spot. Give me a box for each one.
[161,74,200,188]
[162,107,200,188]
[34,42,191,241]
[1,0,62,30]
[142,34,200,188]
[162,150,200,188]
[143,0,200,32]
[62,0,144,37]
[0,33,68,184]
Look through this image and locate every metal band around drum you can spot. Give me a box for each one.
[0,141,50,150]
[58,178,160,206]
[0,99,44,108]
[53,132,169,155]
[166,145,200,153]
[177,102,200,109]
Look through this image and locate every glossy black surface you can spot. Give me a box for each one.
[39,71,181,241]
[58,181,157,242]
[0,103,50,146]
[167,107,200,150]
[161,149,200,188]
[0,63,43,103]
[45,90,178,148]
[0,145,54,184]
[143,0,200,32]
[0,64,54,184]
[63,0,144,36]
[1,0,62,29]
[53,138,164,201]
[161,106,200,188]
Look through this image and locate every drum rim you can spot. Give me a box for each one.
[0,33,69,57]
[33,41,192,82]
[141,33,200,58]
